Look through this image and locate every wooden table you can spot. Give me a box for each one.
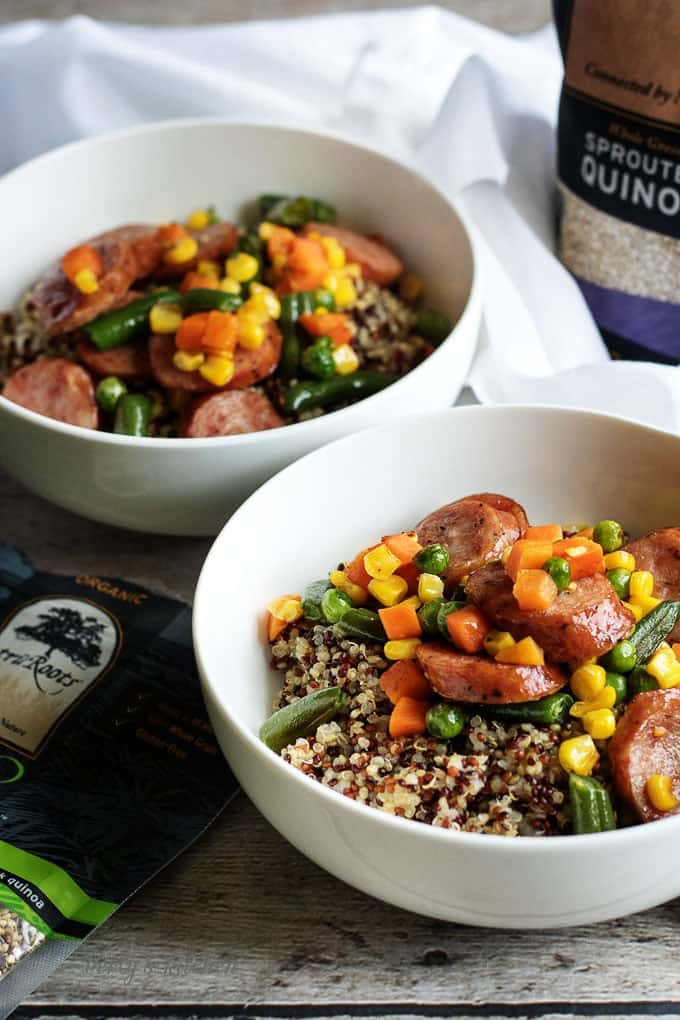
[5,1,680,1018]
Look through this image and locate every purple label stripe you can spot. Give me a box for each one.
[575,276,680,361]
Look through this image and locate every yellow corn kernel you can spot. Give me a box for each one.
[582,708,617,740]
[314,306,329,316]
[149,302,183,334]
[632,593,662,616]
[186,208,210,230]
[569,684,617,717]
[226,252,259,283]
[364,544,401,580]
[333,344,360,376]
[570,663,607,701]
[368,575,409,607]
[322,271,340,294]
[483,630,516,657]
[629,570,654,599]
[603,550,636,571]
[74,268,99,294]
[558,734,599,775]
[384,638,422,661]
[258,222,275,241]
[267,595,303,623]
[164,236,199,265]
[249,283,281,319]
[198,259,221,279]
[646,773,679,812]
[417,573,445,603]
[173,350,205,373]
[401,595,422,610]
[220,277,241,294]
[646,644,680,689]
[328,569,368,607]
[495,636,544,666]
[320,236,346,270]
[345,262,362,279]
[334,277,358,309]
[398,272,424,304]
[198,354,234,387]
[623,600,644,622]
[238,315,266,350]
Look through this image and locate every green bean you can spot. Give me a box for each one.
[542,556,571,592]
[628,666,659,697]
[592,519,624,553]
[413,307,452,344]
[301,337,336,380]
[607,567,631,600]
[334,608,386,643]
[180,289,242,314]
[475,692,575,726]
[113,394,152,437]
[261,195,337,227]
[283,371,397,415]
[600,639,637,674]
[436,600,466,640]
[628,600,680,665]
[95,376,127,414]
[321,588,353,624]
[605,671,628,705]
[259,686,348,752]
[85,290,180,350]
[426,701,466,740]
[413,544,450,576]
[279,289,335,324]
[278,323,302,380]
[233,230,265,281]
[417,598,445,638]
[301,579,332,622]
[569,774,616,834]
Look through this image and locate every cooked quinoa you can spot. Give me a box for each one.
[0,906,44,980]
[352,277,431,375]
[0,289,75,387]
[270,620,598,836]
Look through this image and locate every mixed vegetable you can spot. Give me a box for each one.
[1,195,451,438]
[262,492,680,836]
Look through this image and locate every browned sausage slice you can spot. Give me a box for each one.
[76,338,152,380]
[182,390,283,438]
[2,357,98,429]
[466,562,635,663]
[155,222,239,279]
[149,322,282,393]
[301,222,404,286]
[148,334,213,393]
[229,321,282,389]
[416,495,522,588]
[464,492,529,536]
[625,528,680,642]
[609,689,680,822]
[416,642,567,703]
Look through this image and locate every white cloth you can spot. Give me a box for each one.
[1,8,679,429]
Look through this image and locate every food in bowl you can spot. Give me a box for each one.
[261,491,680,837]
[0,194,451,438]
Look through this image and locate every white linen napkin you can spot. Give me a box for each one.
[1,7,678,430]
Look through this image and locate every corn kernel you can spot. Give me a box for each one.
[401,595,422,610]
[320,236,346,269]
[364,544,401,580]
[646,644,680,689]
[226,252,259,283]
[603,550,636,571]
[368,575,409,607]
[198,354,234,387]
[417,573,445,603]
[632,593,662,615]
[249,283,281,319]
[73,268,99,294]
[623,600,644,622]
[582,708,617,740]
[558,734,599,775]
[150,302,183,334]
[186,208,210,230]
[570,663,607,701]
[322,271,340,294]
[344,262,362,279]
[267,595,303,623]
[646,773,678,812]
[495,636,544,666]
[238,315,266,350]
[220,277,241,294]
[173,350,205,373]
[198,259,221,279]
[384,638,422,661]
[398,272,424,303]
[483,630,516,657]
[314,306,329,316]
[569,684,617,717]
[630,570,654,599]
[333,344,360,376]
[334,278,357,309]
[258,222,275,241]
[164,236,199,265]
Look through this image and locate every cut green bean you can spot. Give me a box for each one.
[301,579,332,622]
[180,289,242,313]
[259,686,348,753]
[413,307,452,344]
[334,608,386,643]
[113,394,152,437]
[569,774,616,834]
[85,290,180,350]
[282,371,397,415]
[628,600,680,665]
[474,692,574,726]
[95,376,127,414]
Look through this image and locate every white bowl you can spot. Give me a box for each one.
[0,119,481,535]
[195,405,680,928]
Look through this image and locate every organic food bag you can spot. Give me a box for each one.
[554,0,680,363]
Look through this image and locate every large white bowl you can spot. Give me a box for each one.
[195,405,680,928]
[0,119,481,535]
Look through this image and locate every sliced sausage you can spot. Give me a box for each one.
[155,222,239,279]
[302,222,404,286]
[625,528,680,642]
[230,321,282,389]
[416,495,523,588]
[464,492,528,537]
[76,338,152,381]
[416,642,567,704]
[2,357,98,429]
[609,689,680,822]
[466,562,635,663]
[149,334,213,393]
[182,389,283,438]
[149,322,282,393]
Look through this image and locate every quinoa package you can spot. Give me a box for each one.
[0,545,238,1017]
[554,0,680,364]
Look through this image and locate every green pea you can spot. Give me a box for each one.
[413,544,450,576]
[95,376,128,414]
[593,519,624,553]
[321,587,353,624]
[301,337,336,380]
[605,672,628,705]
[600,639,637,674]
[542,556,571,592]
[628,666,658,697]
[426,701,466,740]
[417,598,445,637]
[607,567,631,600]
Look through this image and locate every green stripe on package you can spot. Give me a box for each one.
[0,544,238,1018]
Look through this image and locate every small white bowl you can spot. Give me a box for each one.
[195,405,680,928]
[0,119,481,535]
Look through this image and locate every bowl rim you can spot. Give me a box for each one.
[0,115,481,449]
[194,402,680,852]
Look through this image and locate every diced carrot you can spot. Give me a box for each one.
[200,310,239,354]
[280,236,329,292]
[524,524,564,542]
[445,606,490,654]
[379,603,422,641]
[495,636,545,666]
[268,615,289,641]
[553,537,605,579]
[175,312,209,350]
[396,561,420,596]
[673,643,680,662]
[383,531,422,564]
[505,540,555,581]
[299,312,354,347]
[388,696,430,739]
[159,223,189,246]
[380,660,431,705]
[180,272,221,293]
[512,569,558,611]
[267,225,296,261]
[60,244,103,284]
[346,545,377,589]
